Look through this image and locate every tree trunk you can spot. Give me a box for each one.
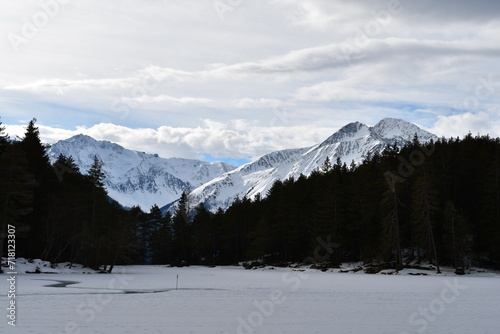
[393,191,403,270]
[427,212,441,274]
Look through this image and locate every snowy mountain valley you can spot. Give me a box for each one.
[2,116,500,334]
[47,134,236,210]
[48,118,436,212]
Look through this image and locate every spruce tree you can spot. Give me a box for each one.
[88,155,106,192]
[0,118,9,155]
[320,156,332,173]
[144,204,163,264]
[151,211,174,264]
[381,176,403,269]
[21,118,51,180]
[190,204,215,264]
[0,143,36,266]
[171,192,191,264]
[53,154,79,181]
[18,119,54,258]
[85,155,108,269]
[443,201,471,273]
[412,165,441,273]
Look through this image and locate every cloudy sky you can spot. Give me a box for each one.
[1,0,500,165]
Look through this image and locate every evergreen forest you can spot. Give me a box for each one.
[1,118,499,273]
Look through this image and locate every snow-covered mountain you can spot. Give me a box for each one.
[187,118,437,212]
[47,118,436,213]
[47,134,236,210]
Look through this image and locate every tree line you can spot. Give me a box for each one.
[1,118,499,273]
[167,133,500,272]
[0,119,171,272]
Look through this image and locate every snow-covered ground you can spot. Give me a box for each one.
[1,261,500,334]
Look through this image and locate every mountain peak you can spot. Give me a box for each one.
[319,121,370,147]
[371,118,436,143]
[47,135,237,210]
[187,117,438,212]
[339,121,365,135]
[63,134,127,154]
[67,133,96,143]
[373,117,413,130]
[48,118,438,213]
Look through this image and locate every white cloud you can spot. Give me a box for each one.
[429,112,500,138]
[4,77,133,93]
[4,124,78,143]
[234,98,286,109]
[4,121,335,162]
[125,94,214,106]
[1,0,499,160]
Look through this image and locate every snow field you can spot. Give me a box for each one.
[1,265,499,334]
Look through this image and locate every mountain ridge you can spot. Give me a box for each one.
[47,118,437,213]
[47,134,236,210]
[186,118,437,212]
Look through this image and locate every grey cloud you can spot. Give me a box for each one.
[324,0,500,23]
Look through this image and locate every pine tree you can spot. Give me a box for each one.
[412,164,441,274]
[53,154,79,182]
[85,155,108,269]
[171,192,191,264]
[320,156,332,173]
[149,211,173,264]
[17,119,55,258]
[144,204,163,264]
[21,118,51,180]
[353,160,384,263]
[443,201,471,274]
[381,175,403,269]
[88,155,106,192]
[246,217,273,262]
[190,204,215,264]
[105,202,145,273]
[0,143,36,267]
[0,118,9,155]
[42,156,87,264]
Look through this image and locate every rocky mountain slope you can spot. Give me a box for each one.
[48,134,236,210]
[186,118,437,212]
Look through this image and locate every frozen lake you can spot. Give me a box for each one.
[1,265,499,334]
